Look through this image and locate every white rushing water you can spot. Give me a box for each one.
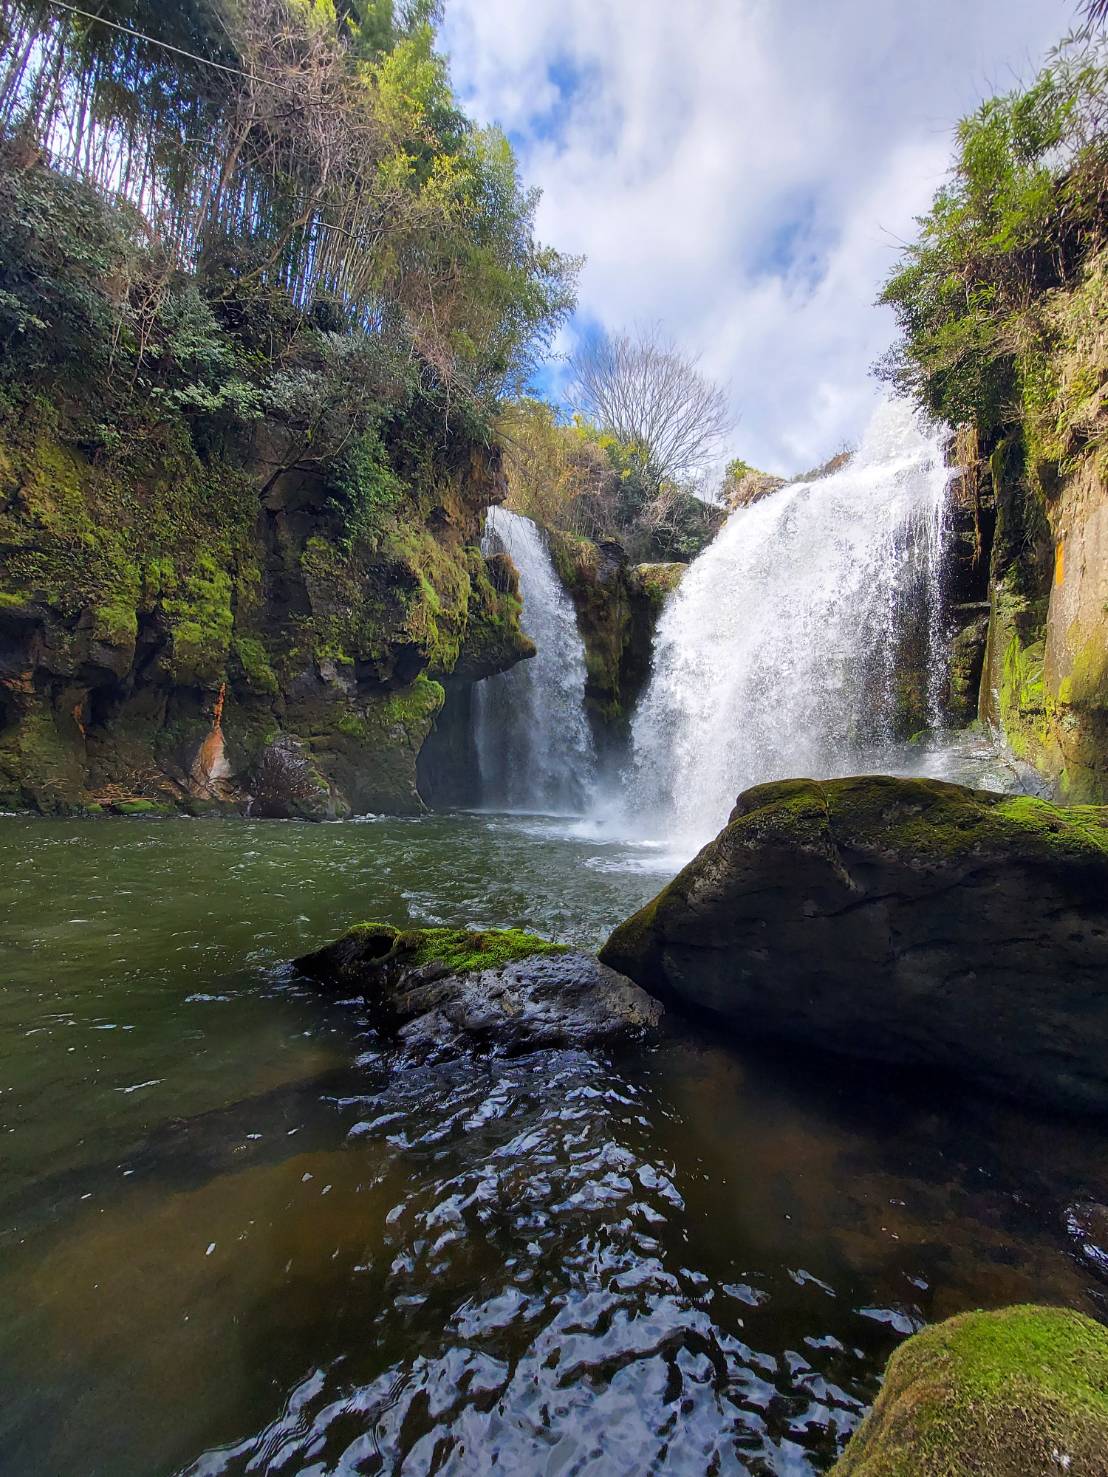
[626,398,952,848]
[474,506,597,814]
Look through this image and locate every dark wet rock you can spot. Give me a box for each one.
[830,1305,1108,1476]
[545,531,699,752]
[297,922,662,1061]
[1066,1202,1108,1284]
[600,775,1108,1113]
[249,734,344,820]
[449,551,536,685]
[946,609,991,724]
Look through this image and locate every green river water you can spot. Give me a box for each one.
[1,811,1105,1476]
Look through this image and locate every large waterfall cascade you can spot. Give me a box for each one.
[627,398,953,847]
[474,506,597,813]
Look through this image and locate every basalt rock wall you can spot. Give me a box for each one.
[0,407,533,817]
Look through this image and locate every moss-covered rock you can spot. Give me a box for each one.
[544,531,684,744]
[294,676,445,816]
[295,922,662,1060]
[112,798,174,816]
[631,561,685,611]
[450,549,536,684]
[968,395,1108,801]
[0,393,533,818]
[600,775,1108,1112]
[831,1306,1108,1476]
[304,921,569,982]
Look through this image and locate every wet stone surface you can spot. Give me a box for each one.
[297,925,663,1062]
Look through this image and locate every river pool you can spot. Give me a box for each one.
[1,810,1105,1475]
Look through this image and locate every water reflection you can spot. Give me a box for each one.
[0,814,1104,1475]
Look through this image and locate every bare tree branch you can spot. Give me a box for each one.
[569,325,733,484]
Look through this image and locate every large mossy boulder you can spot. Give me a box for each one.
[599,775,1108,1111]
[831,1305,1108,1476]
[297,922,662,1061]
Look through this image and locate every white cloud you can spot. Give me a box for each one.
[441,0,1065,472]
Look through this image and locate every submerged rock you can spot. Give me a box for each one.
[830,1305,1108,1476]
[296,923,662,1061]
[600,775,1108,1112]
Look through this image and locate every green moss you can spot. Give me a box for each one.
[1066,630,1108,710]
[451,547,534,681]
[994,793,1108,853]
[547,527,599,591]
[293,675,445,814]
[91,559,142,646]
[0,703,88,813]
[335,710,368,740]
[163,553,234,687]
[388,524,472,676]
[232,634,279,696]
[387,674,445,729]
[831,1305,1108,1476]
[298,517,473,682]
[810,776,1108,864]
[144,557,178,601]
[349,921,568,974]
[324,675,445,744]
[112,798,172,815]
[1001,630,1047,714]
[632,561,685,610]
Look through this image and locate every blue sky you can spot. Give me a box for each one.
[440,0,1070,475]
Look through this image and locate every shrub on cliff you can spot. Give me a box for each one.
[499,398,722,564]
[879,37,1108,484]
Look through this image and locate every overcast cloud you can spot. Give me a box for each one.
[441,0,1070,473]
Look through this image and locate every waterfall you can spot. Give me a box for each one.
[474,507,596,814]
[627,398,951,847]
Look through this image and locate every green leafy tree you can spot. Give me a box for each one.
[0,0,577,416]
[879,38,1108,456]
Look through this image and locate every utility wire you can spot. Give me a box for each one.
[45,0,251,80]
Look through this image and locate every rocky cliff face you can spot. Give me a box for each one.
[0,405,533,817]
[947,424,1108,802]
[545,530,685,752]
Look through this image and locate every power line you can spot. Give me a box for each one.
[45,0,251,80]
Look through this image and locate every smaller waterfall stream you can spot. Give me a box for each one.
[474,507,596,813]
[628,399,952,847]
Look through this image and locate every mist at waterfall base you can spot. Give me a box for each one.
[473,505,597,814]
[469,399,1029,866]
[617,398,982,852]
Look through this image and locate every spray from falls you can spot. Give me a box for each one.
[474,506,596,814]
[627,399,951,847]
